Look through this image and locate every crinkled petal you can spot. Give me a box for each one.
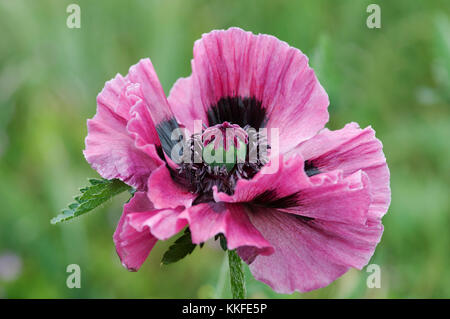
[167,27,329,152]
[127,59,181,157]
[244,207,383,293]
[214,155,371,225]
[180,202,274,257]
[127,59,174,125]
[113,192,157,271]
[126,95,161,149]
[84,73,164,190]
[113,192,187,271]
[168,76,208,135]
[96,74,133,120]
[147,164,195,209]
[291,122,391,219]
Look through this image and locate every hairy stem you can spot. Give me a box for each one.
[228,249,246,299]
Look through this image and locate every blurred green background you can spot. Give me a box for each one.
[0,0,449,298]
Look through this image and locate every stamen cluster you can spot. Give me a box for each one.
[174,123,269,198]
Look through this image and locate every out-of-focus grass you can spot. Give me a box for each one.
[0,0,449,298]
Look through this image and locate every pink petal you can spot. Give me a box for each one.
[84,73,164,190]
[295,170,371,225]
[180,203,274,257]
[127,59,181,157]
[244,207,383,293]
[126,97,161,149]
[168,76,208,135]
[213,155,310,203]
[113,192,187,271]
[291,122,391,219]
[113,192,157,271]
[127,59,174,125]
[147,164,195,209]
[168,27,329,152]
[124,192,187,241]
[95,74,133,120]
[214,155,371,225]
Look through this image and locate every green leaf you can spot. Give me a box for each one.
[161,229,196,265]
[51,178,132,224]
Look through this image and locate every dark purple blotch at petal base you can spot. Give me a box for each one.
[155,116,182,159]
[207,96,267,130]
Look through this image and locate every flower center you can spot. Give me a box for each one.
[174,122,269,200]
[202,122,248,171]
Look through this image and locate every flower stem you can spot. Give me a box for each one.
[227,249,246,299]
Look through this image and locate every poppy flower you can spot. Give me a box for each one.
[84,27,390,293]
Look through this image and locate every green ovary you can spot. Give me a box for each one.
[202,139,247,171]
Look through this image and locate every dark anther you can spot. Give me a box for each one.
[173,124,269,198]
